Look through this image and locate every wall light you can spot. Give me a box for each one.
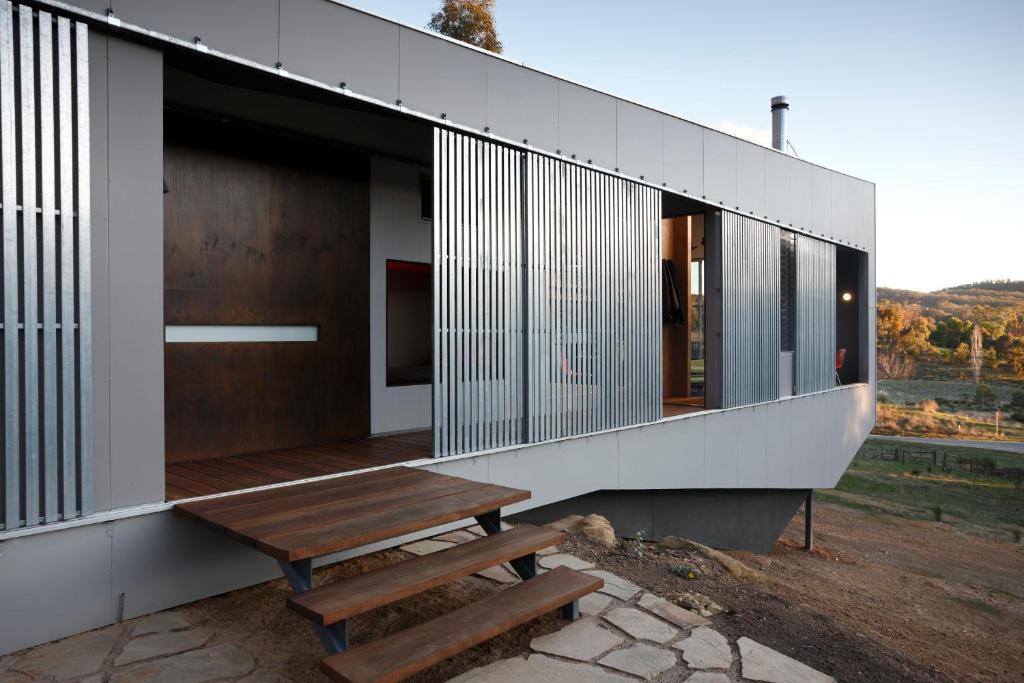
[841,291,854,303]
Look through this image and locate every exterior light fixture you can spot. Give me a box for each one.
[841,291,853,302]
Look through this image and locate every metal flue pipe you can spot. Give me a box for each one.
[771,95,789,153]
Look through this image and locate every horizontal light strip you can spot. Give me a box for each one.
[165,325,319,343]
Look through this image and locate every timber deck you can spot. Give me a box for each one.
[174,467,601,682]
[165,430,432,501]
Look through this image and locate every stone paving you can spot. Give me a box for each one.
[0,526,835,683]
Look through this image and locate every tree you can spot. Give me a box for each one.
[877,301,935,355]
[428,0,502,53]
[970,324,983,383]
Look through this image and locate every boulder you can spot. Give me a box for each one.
[545,514,586,532]
[580,514,617,548]
[660,536,758,581]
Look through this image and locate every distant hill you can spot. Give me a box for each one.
[880,280,1024,316]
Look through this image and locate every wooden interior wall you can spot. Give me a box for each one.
[661,217,691,400]
[163,117,371,463]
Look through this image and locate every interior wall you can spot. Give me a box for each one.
[836,246,866,384]
[370,157,433,434]
[163,117,371,461]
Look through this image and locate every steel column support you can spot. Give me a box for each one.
[804,491,813,551]
[276,559,348,654]
[474,509,537,581]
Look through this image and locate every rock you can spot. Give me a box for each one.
[237,671,291,682]
[579,592,615,616]
[684,673,731,683]
[637,592,710,628]
[602,607,678,644]
[433,530,478,544]
[536,545,559,556]
[598,644,677,680]
[544,514,586,532]
[585,570,642,601]
[448,653,633,682]
[475,565,518,584]
[738,636,835,683]
[674,626,732,670]
[131,611,191,636]
[12,625,123,680]
[661,536,759,581]
[400,539,455,556]
[530,618,624,661]
[111,643,254,683]
[580,514,617,548]
[538,553,594,571]
[465,522,513,536]
[672,590,724,616]
[115,628,211,666]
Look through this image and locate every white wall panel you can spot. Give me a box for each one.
[400,27,487,129]
[810,167,831,236]
[764,400,793,488]
[704,409,739,488]
[487,61,558,152]
[279,0,400,104]
[663,118,703,196]
[830,171,848,244]
[736,141,766,216]
[736,405,767,488]
[557,82,616,170]
[789,157,813,231]
[616,101,663,185]
[703,130,736,207]
[765,151,791,225]
[117,0,279,66]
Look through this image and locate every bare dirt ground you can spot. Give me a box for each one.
[563,499,1024,683]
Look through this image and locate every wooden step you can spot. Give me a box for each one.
[319,566,603,683]
[175,467,531,562]
[288,525,565,626]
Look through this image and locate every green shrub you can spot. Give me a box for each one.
[932,506,943,522]
[1013,529,1022,543]
[877,390,891,404]
[672,564,701,580]
[975,384,995,405]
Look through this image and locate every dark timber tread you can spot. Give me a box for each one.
[174,466,531,562]
[319,566,603,683]
[288,525,565,625]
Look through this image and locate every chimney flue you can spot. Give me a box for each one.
[771,95,789,153]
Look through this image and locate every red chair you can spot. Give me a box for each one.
[835,348,847,385]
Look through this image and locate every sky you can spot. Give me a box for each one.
[347,0,1023,292]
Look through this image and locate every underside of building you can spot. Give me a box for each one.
[0,0,875,656]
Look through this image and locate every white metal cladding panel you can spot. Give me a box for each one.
[702,129,736,207]
[736,141,765,217]
[400,27,488,129]
[433,129,525,457]
[810,166,832,236]
[789,157,813,231]
[616,101,663,185]
[1,4,91,530]
[720,212,780,408]
[487,60,558,153]
[795,235,836,394]
[557,81,616,170]
[765,151,791,225]
[663,117,703,196]
[117,0,280,66]
[278,0,400,104]
[524,153,661,442]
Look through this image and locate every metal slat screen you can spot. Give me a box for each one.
[433,129,661,456]
[1,3,91,530]
[720,212,780,408]
[795,235,836,394]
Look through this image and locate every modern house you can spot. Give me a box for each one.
[0,0,875,669]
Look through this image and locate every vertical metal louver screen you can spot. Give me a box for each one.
[433,129,661,456]
[433,129,526,456]
[720,212,780,408]
[1,3,91,530]
[795,236,836,394]
[524,154,660,442]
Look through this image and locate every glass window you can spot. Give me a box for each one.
[780,231,796,352]
[386,260,431,386]
[419,173,432,221]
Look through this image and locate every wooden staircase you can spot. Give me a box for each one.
[175,466,602,683]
